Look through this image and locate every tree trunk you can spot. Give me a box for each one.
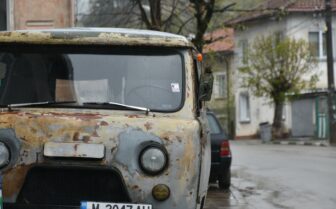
[136,0,162,31]
[192,0,215,52]
[149,0,162,30]
[272,101,284,139]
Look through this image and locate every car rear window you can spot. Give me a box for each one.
[207,114,222,134]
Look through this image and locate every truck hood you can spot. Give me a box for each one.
[1,108,202,209]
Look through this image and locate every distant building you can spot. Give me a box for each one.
[203,28,235,138]
[227,0,336,139]
[6,0,75,30]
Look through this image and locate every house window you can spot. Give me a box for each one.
[239,92,250,122]
[240,39,249,64]
[214,73,226,98]
[309,31,326,58]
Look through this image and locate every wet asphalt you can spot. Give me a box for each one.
[204,140,336,209]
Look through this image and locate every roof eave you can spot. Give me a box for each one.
[226,13,275,27]
[227,9,336,26]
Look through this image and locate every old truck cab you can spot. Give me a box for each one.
[0,28,211,209]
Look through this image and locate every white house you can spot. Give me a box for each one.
[228,0,336,139]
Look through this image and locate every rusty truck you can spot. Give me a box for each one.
[0,28,212,209]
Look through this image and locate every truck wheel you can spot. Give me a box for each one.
[218,170,231,190]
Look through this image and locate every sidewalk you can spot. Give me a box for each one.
[233,138,330,147]
[264,139,329,146]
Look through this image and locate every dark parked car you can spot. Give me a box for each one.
[207,111,232,189]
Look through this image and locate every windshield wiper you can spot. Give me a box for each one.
[7,101,77,110]
[83,102,150,115]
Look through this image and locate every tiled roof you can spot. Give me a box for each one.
[287,0,336,11]
[227,0,336,25]
[203,28,234,53]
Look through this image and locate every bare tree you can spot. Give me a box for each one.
[135,0,235,51]
[80,0,236,51]
[79,0,140,28]
[190,0,229,51]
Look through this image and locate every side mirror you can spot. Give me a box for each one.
[199,72,213,101]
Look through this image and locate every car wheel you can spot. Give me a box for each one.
[218,170,231,190]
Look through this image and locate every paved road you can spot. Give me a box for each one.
[204,140,336,209]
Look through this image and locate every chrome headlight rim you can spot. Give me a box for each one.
[139,144,169,176]
[0,129,22,171]
[0,141,10,169]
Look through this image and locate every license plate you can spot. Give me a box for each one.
[81,201,152,209]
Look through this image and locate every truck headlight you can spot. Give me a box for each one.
[139,146,168,175]
[0,142,10,168]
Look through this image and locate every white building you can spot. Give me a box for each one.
[228,0,336,139]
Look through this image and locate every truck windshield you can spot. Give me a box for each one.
[0,48,183,111]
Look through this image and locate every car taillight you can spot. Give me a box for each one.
[220,141,231,157]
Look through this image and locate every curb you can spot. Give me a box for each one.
[263,140,329,147]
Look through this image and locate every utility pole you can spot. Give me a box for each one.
[325,0,336,145]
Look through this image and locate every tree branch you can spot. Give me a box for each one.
[136,0,152,29]
[163,0,178,26]
[177,16,194,34]
[204,35,228,44]
[213,3,236,13]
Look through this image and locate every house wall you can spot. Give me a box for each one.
[233,13,336,138]
[285,13,336,89]
[8,0,74,30]
[234,18,289,137]
[206,53,235,137]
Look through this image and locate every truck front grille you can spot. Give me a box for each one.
[17,166,130,206]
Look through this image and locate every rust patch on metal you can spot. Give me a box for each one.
[126,114,141,118]
[46,112,104,120]
[4,165,31,198]
[100,121,109,126]
[83,135,91,143]
[0,111,20,115]
[73,132,80,141]
[92,130,99,137]
[144,122,153,131]
[132,185,140,190]
[74,143,79,151]
[162,136,170,141]
[30,127,37,134]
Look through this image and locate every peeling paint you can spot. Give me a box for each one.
[144,122,153,131]
[0,110,206,207]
